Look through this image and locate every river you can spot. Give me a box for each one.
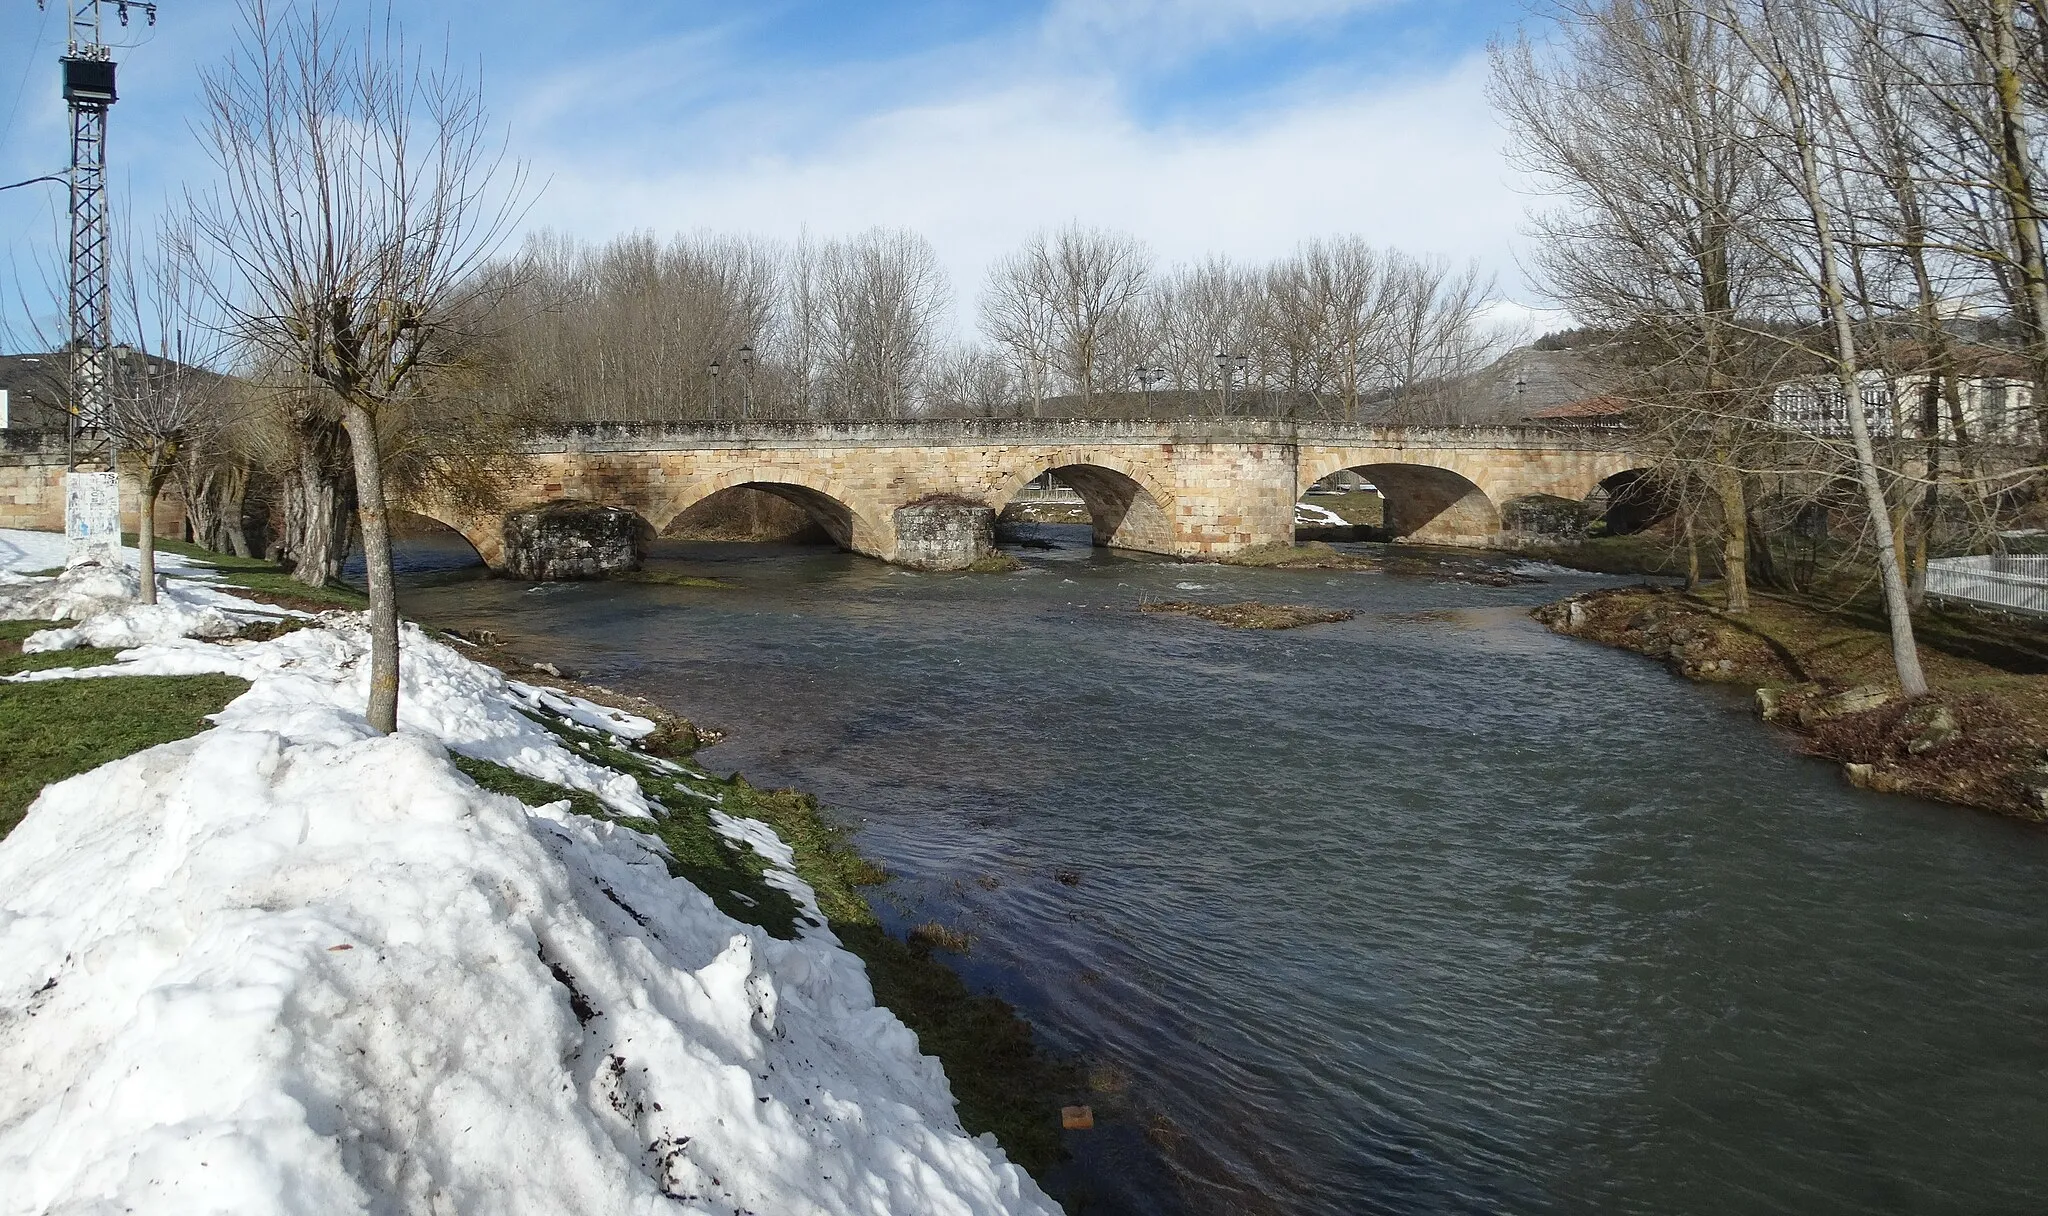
[377,527,2048,1216]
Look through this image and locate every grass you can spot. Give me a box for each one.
[0,620,122,678]
[1296,489,1384,527]
[453,723,811,939]
[0,673,250,842]
[1220,540,1377,570]
[126,532,368,610]
[463,700,1078,1176]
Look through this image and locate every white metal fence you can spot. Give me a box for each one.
[1925,554,2048,618]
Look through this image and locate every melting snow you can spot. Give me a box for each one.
[0,530,1059,1215]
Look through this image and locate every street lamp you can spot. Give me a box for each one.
[1214,347,1247,416]
[737,344,755,419]
[708,358,722,420]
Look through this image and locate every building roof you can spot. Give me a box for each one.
[1525,394,1632,422]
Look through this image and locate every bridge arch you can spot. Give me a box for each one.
[1300,454,1502,544]
[1589,467,1675,535]
[991,457,1176,554]
[398,505,508,570]
[657,469,890,557]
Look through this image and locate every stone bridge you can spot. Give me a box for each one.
[403,420,1647,570]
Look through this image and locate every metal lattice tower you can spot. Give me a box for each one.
[46,0,155,472]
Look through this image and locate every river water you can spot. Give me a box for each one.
[382,528,2048,1216]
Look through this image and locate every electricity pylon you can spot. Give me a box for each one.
[39,0,156,561]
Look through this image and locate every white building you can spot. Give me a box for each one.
[1769,370,2036,443]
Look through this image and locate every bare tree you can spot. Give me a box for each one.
[979,224,1152,410]
[1721,0,1928,693]
[814,228,949,418]
[191,0,526,734]
[1493,0,1780,611]
[106,223,231,604]
[1145,256,1260,414]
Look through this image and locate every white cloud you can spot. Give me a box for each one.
[520,54,1540,335]
[1038,0,1395,59]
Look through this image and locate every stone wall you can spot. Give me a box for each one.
[394,421,1648,568]
[2,430,189,539]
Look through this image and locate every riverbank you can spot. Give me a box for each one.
[0,530,1065,1214]
[1537,584,2048,821]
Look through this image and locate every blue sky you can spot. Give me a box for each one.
[1,0,1550,342]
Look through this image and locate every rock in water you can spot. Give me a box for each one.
[502,500,650,581]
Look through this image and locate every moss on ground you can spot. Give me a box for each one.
[0,673,249,842]
[1219,540,1377,570]
[1141,600,1356,630]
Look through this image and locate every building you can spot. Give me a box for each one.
[0,353,74,431]
[1768,371,2036,443]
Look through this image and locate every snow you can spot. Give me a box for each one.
[0,529,1060,1216]
[1293,502,1348,527]
[0,528,213,578]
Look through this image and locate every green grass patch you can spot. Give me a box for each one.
[0,673,249,842]
[0,619,121,677]
[125,532,367,610]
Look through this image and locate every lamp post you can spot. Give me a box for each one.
[1213,347,1247,417]
[708,358,721,420]
[737,344,755,419]
[1135,364,1164,418]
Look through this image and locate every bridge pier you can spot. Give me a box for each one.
[892,501,997,570]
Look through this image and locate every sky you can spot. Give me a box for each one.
[0,0,1561,345]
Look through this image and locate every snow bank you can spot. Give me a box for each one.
[1294,502,1348,527]
[0,530,297,653]
[0,527,212,579]
[0,581,1059,1213]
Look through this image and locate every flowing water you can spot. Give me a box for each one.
[381,528,2048,1216]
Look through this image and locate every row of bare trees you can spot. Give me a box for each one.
[477,223,1503,424]
[1494,0,2048,695]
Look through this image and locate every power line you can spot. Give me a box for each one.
[0,170,65,191]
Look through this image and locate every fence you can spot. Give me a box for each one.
[1925,554,2048,618]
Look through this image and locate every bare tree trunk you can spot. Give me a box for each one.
[282,422,353,587]
[1717,468,1750,612]
[342,402,399,734]
[1684,509,1702,591]
[1768,45,1928,695]
[1980,0,2048,433]
[138,480,160,606]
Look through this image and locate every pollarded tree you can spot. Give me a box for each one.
[106,222,232,604]
[190,0,527,734]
